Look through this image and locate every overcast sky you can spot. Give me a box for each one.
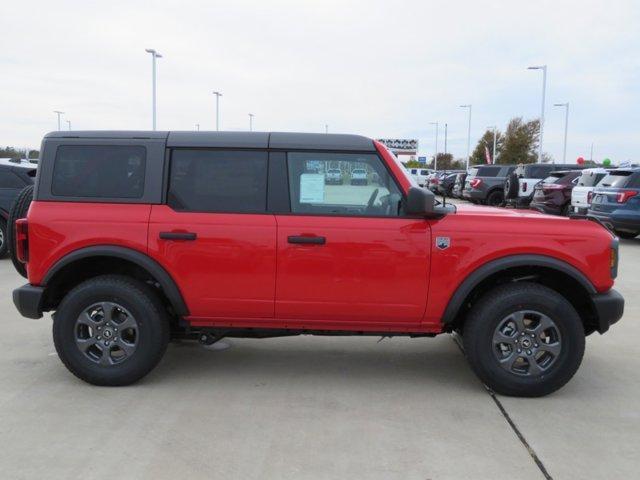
[2,0,638,163]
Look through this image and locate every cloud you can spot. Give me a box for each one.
[1,0,638,163]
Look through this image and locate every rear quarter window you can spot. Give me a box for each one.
[599,171,634,188]
[52,145,146,198]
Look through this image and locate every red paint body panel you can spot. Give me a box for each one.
[147,205,276,318]
[26,201,151,285]
[274,215,431,325]
[424,205,615,325]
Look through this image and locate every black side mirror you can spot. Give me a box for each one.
[405,187,435,215]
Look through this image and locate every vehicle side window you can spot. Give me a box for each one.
[0,171,26,188]
[52,145,146,198]
[168,149,267,213]
[287,152,403,217]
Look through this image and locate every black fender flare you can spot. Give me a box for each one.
[42,245,189,316]
[441,254,596,325]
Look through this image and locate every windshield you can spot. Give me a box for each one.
[327,169,340,174]
[384,147,418,187]
[352,169,366,174]
[577,171,606,187]
[542,173,565,184]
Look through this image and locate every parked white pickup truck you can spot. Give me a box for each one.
[571,167,609,214]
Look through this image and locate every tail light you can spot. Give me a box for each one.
[522,182,528,192]
[15,219,29,263]
[469,178,482,188]
[587,191,594,204]
[431,178,440,185]
[616,190,638,203]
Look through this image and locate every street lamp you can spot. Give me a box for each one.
[429,122,439,170]
[145,49,163,130]
[249,113,254,131]
[554,102,569,163]
[53,110,65,131]
[325,124,328,134]
[487,126,497,164]
[66,120,72,131]
[528,65,547,163]
[460,105,472,169]
[195,123,200,131]
[212,91,222,131]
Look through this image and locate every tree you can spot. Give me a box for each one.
[428,153,465,171]
[0,147,39,159]
[470,129,503,165]
[498,117,540,165]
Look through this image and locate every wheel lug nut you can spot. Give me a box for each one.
[534,343,539,347]
[530,334,535,338]
[517,349,522,353]
[515,339,518,343]
[527,350,532,355]
[105,341,110,346]
[97,336,101,340]
[97,326,102,330]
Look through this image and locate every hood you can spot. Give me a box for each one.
[454,203,550,219]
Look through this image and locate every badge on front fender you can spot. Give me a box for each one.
[436,237,450,250]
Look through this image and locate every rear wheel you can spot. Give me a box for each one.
[7,185,34,278]
[615,230,639,239]
[486,190,504,207]
[53,275,170,386]
[463,282,585,397]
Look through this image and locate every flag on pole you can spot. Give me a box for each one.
[484,145,492,164]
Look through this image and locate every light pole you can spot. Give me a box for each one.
[212,91,222,131]
[444,123,448,155]
[66,120,72,131]
[249,113,254,131]
[195,123,200,131]
[554,102,569,163]
[487,126,497,164]
[325,124,328,134]
[145,49,162,130]
[429,122,439,170]
[528,65,547,163]
[53,110,64,131]
[460,105,472,169]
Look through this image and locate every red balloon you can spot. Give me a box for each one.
[577,157,585,165]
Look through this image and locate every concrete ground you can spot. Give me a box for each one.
[0,240,638,479]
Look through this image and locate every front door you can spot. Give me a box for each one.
[148,149,276,319]
[275,151,431,327]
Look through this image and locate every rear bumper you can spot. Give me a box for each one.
[592,289,624,334]
[13,284,44,319]
[463,189,485,201]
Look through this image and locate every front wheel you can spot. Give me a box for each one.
[53,275,170,386]
[462,282,585,397]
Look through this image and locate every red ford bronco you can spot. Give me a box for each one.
[12,131,624,396]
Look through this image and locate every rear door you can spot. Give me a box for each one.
[148,148,276,319]
[274,151,431,326]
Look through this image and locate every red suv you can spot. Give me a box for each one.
[12,131,624,396]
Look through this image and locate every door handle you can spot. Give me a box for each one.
[159,231,197,241]
[287,235,326,245]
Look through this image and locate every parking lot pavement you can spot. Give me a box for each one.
[0,240,638,479]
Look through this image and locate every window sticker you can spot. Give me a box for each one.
[299,173,325,203]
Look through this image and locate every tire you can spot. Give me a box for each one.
[7,185,34,278]
[486,189,504,207]
[53,275,170,386]
[462,282,585,397]
[0,219,7,259]
[615,230,639,239]
[504,172,519,199]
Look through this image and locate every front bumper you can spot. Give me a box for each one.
[592,289,624,334]
[13,284,45,319]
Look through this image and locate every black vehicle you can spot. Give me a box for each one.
[504,163,587,207]
[0,158,37,257]
[435,171,463,196]
[588,168,640,239]
[529,170,582,216]
[463,165,515,206]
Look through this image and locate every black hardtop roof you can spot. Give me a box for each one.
[44,131,376,152]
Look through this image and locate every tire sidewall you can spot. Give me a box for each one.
[53,277,168,385]
[0,219,7,258]
[465,286,585,396]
